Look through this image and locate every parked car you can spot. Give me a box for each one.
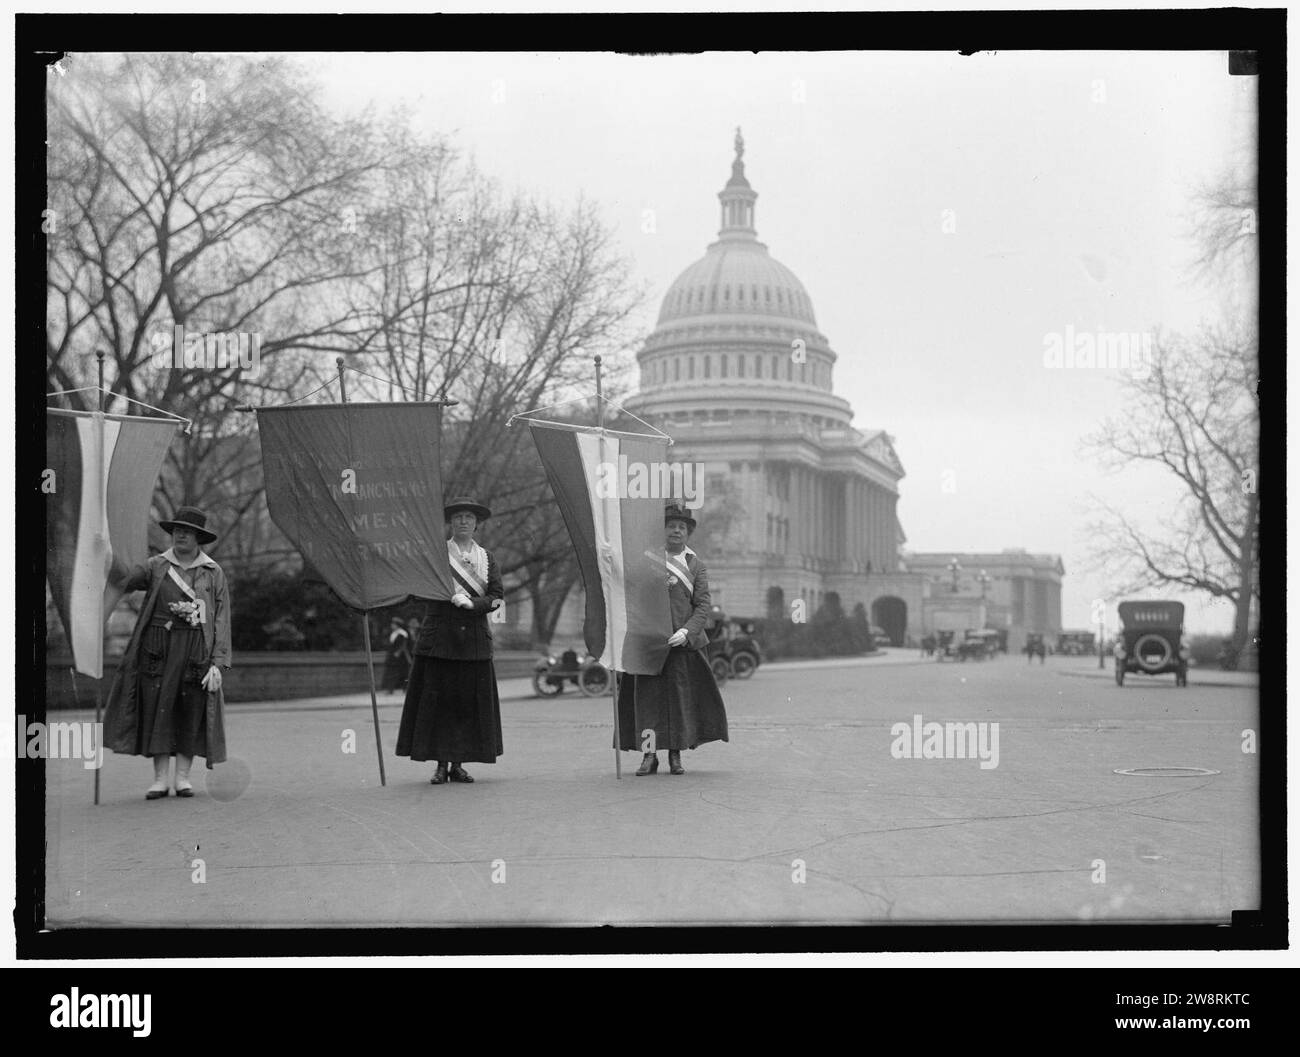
[1114,601,1189,687]
[533,648,610,697]
[703,610,763,682]
[1056,631,1097,656]
[958,629,999,661]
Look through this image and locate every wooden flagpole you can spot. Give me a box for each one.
[337,357,387,787]
[93,351,106,805]
[595,355,622,780]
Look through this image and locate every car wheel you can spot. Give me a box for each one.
[730,652,757,679]
[579,664,610,697]
[710,656,730,684]
[532,671,562,697]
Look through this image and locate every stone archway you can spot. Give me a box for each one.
[872,596,908,647]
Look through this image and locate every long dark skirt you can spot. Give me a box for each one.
[135,623,209,758]
[396,655,503,764]
[616,648,728,751]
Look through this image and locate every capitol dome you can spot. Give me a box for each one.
[656,235,818,328]
[627,130,851,429]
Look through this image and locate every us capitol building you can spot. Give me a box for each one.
[548,131,1062,649]
[619,130,925,643]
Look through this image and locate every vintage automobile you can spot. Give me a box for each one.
[703,609,763,682]
[1056,631,1097,656]
[1024,632,1047,663]
[532,648,611,697]
[1114,601,1189,687]
[958,629,1000,661]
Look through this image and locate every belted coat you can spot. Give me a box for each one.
[102,552,231,767]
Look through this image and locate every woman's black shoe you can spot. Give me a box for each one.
[668,750,684,775]
[449,764,474,783]
[145,788,169,800]
[430,763,448,785]
[636,753,659,776]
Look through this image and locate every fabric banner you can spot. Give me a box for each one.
[45,408,179,677]
[256,403,456,610]
[529,422,673,675]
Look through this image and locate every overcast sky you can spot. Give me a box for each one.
[307,50,1255,633]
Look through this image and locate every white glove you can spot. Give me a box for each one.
[667,629,688,648]
[201,665,223,692]
[452,593,473,609]
[488,598,502,611]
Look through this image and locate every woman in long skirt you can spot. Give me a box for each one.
[617,504,728,775]
[103,506,231,799]
[396,497,504,784]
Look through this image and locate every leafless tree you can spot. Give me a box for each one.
[1085,326,1259,652]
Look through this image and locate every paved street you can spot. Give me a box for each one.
[43,654,1259,927]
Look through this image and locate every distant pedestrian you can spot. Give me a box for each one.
[103,506,230,800]
[381,617,412,693]
[396,497,504,785]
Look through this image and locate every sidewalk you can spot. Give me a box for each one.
[221,649,930,712]
[1056,661,1260,690]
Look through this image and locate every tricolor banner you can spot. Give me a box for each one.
[529,422,672,675]
[45,409,179,677]
[256,403,456,610]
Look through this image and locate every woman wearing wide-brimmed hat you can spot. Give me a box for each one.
[617,504,728,775]
[396,497,505,785]
[103,506,231,799]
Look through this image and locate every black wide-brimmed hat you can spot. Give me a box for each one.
[444,496,491,521]
[159,505,218,545]
[664,503,697,531]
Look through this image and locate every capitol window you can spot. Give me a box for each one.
[720,354,728,378]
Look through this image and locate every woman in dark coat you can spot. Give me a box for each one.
[102,506,230,799]
[396,497,504,784]
[617,504,728,775]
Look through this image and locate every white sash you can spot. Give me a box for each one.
[645,549,695,592]
[166,565,206,625]
[448,539,490,597]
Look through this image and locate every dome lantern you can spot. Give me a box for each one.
[718,126,758,240]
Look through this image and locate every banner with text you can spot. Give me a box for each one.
[256,403,455,610]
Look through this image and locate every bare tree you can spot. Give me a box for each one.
[1085,326,1259,652]
[46,52,393,529]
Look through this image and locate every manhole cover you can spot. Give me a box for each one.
[1113,766,1220,777]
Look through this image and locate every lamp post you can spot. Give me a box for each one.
[947,557,962,593]
[976,569,991,599]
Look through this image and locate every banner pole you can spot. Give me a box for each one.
[337,357,387,787]
[93,351,106,805]
[595,355,622,780]
[360,615,387,787]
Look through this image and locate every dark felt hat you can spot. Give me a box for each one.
[664,503,697,531]
[159,505,218,545]
[443,496,491,521]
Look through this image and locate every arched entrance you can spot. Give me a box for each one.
[872,596,908,646]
